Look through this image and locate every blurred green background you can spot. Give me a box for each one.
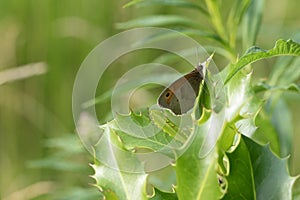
[0,0,299,199]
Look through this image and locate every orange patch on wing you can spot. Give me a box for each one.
[165,89,174,104]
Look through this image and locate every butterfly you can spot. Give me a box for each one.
[158,55,212,115]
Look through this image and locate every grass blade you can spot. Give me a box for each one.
[124,0,208,15]
[116,15,201,29]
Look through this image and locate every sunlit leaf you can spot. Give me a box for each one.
[175,123,222,199]
[269,34,300,85]
[91,125,148,200]
[149,107,193,143]
[92,163,148,200]
[225,66,252,122]
[110,112,183,157]
[225,39,300,84]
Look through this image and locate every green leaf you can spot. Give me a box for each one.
[225,39,300,84]
[233,82,262,138]
[242,0,264,48]
[149,107,193,143]
[116,129,180,158]
[116,15,201,29]
[225,65,253,122]
[108,110,185,158]
[217,125,237,174]
[92,163,148,200]
[243,135,297,199]
[224,135,297,199]
[150,188,178,200]
[91,125,148,200]
[110,110,159,138]
[175,123,222,199]
[268,34,300,86]
[124,0,207,15]
[223,134,256,200]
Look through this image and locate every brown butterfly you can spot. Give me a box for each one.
[158,55,212,115]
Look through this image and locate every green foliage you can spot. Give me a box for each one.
[225,39,300,84]
[174,124,222,199]
[224,135,296,199]
[91,163,148,200]
[88,0,300,199]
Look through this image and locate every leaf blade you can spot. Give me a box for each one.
[243,136,297,200]
[225,39,300,84]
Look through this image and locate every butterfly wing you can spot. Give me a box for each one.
[158,69,203,115]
